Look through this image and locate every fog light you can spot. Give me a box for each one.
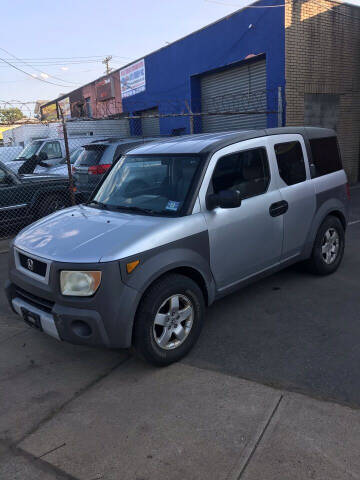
[71,320,92,338]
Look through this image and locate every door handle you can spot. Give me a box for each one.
[269,200,288,217]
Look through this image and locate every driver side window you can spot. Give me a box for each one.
[41,141,62,159]
[212,147,270,200]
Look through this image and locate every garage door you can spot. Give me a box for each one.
[141,108,160,137]
[201,59,267,133]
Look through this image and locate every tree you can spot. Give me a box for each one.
[0,107,24,124]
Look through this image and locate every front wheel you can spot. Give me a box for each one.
[133,274,205,366]
[305,215,345,275]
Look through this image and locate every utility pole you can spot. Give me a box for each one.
[102,55,113,75]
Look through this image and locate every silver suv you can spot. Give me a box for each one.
[6,128,350,366]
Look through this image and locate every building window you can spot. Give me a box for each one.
[85,98,92,118]
[274,141,306,186]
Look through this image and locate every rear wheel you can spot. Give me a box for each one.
[305,215,345,275]
[133,274,205,366]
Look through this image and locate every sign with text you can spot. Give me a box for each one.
[58,97,71,119]
[120,59,146,98]
[41,102,58,121]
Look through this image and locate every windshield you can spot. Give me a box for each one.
[16,140,43,160]
[93,155,201,216]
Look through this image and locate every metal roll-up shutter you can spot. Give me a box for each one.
[201,59,267,133]
[141,108,160,137]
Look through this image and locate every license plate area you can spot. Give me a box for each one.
[21,307,43,331]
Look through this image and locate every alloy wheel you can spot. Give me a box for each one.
[321,227,340,264]
[153,294,194,350]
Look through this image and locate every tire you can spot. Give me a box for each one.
[305,215,345,276]
[35,193,67,219]
[133,274,205,366]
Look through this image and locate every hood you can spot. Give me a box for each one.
[14,205,207,263]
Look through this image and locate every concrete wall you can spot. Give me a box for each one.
[285,0,360,183]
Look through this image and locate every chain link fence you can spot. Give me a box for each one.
[0,90,279,239]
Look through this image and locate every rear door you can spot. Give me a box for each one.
[267,134,316,261]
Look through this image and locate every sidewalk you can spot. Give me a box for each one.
[2,359,360,480]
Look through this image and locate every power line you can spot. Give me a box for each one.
[204,0,287,7]
[0,56,74,88]
[0,46,79,84]
[0,54,132,60]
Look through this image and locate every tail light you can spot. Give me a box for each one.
[88,164,112,175]
[346,183,351,200]
[71,166,76,174]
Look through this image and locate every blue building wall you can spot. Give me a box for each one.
[123,0,285,135]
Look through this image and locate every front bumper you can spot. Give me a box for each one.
[6,249,140,349]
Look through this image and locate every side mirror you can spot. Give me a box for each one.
[38,151,48,161]
[206,189,242,210]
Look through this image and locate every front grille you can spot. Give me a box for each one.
[18,253,47,277]
[15,286,54,313]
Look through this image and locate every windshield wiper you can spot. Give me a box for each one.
[86,200,109,210]
[111,205,158,216]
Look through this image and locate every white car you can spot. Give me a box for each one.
[34,147,84,176]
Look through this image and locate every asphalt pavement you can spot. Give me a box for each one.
[0,185,359,479]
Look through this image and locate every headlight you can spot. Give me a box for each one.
[60,271,101,296]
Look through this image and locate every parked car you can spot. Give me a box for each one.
[0,160,72,234]
[4,139,92,173]
[72,138,158,201]
[34,146,85,176]
[6,128,349,366]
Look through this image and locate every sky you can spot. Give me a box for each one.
[1,0,359,112]
[0,0,253,109]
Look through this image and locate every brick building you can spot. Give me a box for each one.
[41,0,360,182]
[285,0,360,182]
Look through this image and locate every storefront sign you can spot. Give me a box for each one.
[120,59,146,98]
[41,102,58,121]
[58,97,71,119]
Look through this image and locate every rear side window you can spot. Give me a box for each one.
[309,136,342,177]
[274,141,306,186]
[75,146,107,166]
[212,147,270,200]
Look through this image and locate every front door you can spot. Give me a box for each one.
[0,166,29,228]
[199,138,284,291]
[39,141,63,167]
